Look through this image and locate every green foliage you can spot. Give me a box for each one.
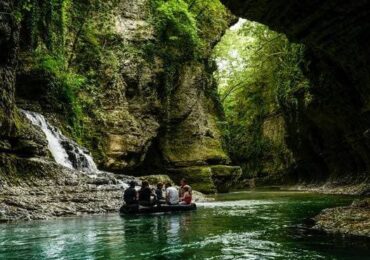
[150,0,231,62]
[186,0,231,53]
[152,0,200,61]
[213,19,310,177]
[17,0,80,128]
[19,0,121,139]
[32,51,85,132]
[18,0,68,51]
[17,0,231,156]
[149,0,232,118]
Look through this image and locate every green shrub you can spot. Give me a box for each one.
[151,0,201,61]
[33,51,86,131]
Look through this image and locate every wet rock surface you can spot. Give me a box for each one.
[0,158,208,222]
[313,198,370,237]
[0,169,128,222]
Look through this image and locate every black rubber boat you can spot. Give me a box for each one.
[120,203,197,215]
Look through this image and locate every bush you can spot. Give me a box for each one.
[33,51,86,129]
[152,0,201,61]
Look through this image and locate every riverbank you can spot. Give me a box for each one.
[233,183,370,238]
[287,183,370,237]
[0,163,125,222]
[1,162,369,239]
[312,198,370,237]
[290,183,370,196]
[0,160,209,222]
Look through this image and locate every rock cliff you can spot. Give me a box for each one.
[0,0,48,173]
[1,0,241,194]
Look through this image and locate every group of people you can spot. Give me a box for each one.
[123,178,192,207]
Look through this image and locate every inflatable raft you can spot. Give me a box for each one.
[120,203,197,215]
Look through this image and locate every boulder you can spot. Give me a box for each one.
[313,199,370,237]
[210,165,242,193]
[168,165,242,194]
[139,175,174,186]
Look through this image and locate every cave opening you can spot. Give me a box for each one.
[221,0,370,188]
[211,18,314,185]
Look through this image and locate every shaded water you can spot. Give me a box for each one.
[0,191,369,259]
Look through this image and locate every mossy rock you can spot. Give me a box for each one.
[139,175,174,186]
[167,166,216,194]
[210,165,242,193]
[167,165,242,194]
[0,154,64,185]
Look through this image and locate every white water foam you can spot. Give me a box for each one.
[22,110,98,173]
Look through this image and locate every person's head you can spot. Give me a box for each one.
[183,186,190,192]
[129,181,136,188]
[180,178,187,186]
[165,182,172,188]
[142,180,149,188]
[157,182,163,189]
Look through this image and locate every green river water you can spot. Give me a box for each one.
[0,191,369,259]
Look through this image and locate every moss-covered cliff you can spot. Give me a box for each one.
[0,1,48,161]
[1,0,241,193]
[4,0,369,195]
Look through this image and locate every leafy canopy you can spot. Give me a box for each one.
[212,19,311,177]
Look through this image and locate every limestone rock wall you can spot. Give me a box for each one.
[161,62,229,168]
[0,0,17,136]
[84,0,231,173]
[2,0,240,192]
[0,1,48,162]
[98,0,232,173]
[257,113,295,184]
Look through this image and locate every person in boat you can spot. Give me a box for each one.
[155,182,166,205]
[124,181,138,205]
[179,178,192,198]
[180,185,192,205]
[139,181,156,206]
[165,182,179,205]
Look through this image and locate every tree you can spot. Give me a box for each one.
[212,19,310,178]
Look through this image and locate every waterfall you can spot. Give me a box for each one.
[22,110,98,173]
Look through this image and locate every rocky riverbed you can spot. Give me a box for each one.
[312,198,370,237]
[0,168,126,221]
[288,183,370,237]
[0,161,208,222]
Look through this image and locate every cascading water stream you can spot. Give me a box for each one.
[22,110,98,173]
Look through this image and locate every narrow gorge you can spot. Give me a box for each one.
[0,0,370,255]
[221,0,370,192]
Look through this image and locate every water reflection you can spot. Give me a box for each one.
[120,212,193,258]
[0,192,369,260]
